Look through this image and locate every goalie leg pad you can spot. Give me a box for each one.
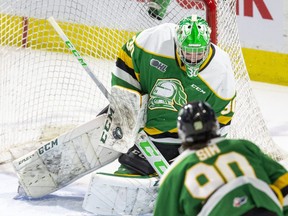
[13,113,121,198]
[82,173,159,215]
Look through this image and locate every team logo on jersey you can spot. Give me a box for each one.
[233,196,247,207]
[148,79,187,111]
[150,59,167,72]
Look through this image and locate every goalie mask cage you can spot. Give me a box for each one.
[0,0,286,165]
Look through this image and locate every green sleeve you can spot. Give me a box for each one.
[247,141,288,182]
[111,33,142,92]
[154,173,184,216]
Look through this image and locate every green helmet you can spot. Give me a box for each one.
[175,15,211,77]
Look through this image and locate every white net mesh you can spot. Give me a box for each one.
[0,0,286,164]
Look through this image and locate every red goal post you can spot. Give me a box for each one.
[0,0,287,166]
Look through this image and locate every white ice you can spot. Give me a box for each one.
[0,81,288,216]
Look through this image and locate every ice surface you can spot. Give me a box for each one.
[0,81,287,216]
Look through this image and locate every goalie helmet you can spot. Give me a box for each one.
[175,15,211,77]
[177,101,219,145]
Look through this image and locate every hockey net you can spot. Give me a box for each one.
[0,0,287,165]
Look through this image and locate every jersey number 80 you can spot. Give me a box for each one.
[185,152,256,199]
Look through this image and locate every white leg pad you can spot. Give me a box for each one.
[13,114,121,198]
[82,173,159,215]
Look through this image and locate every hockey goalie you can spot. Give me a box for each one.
[13,14,235,215]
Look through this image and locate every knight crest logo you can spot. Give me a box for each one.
[233,196,247,207]
[148,79,187,111]
[150,59,167,72]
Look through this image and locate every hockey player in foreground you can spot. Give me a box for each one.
[13,15,236,215]
[154,101,288,216]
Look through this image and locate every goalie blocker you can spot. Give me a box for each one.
[13,86,147,198]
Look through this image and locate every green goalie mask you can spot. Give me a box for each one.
[175,15,211,77]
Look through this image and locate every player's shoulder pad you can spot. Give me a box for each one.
[199,44,236,99]
[135,23,176,57]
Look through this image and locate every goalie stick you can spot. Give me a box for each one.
[47,17,109,99]
[47,17,169,177]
